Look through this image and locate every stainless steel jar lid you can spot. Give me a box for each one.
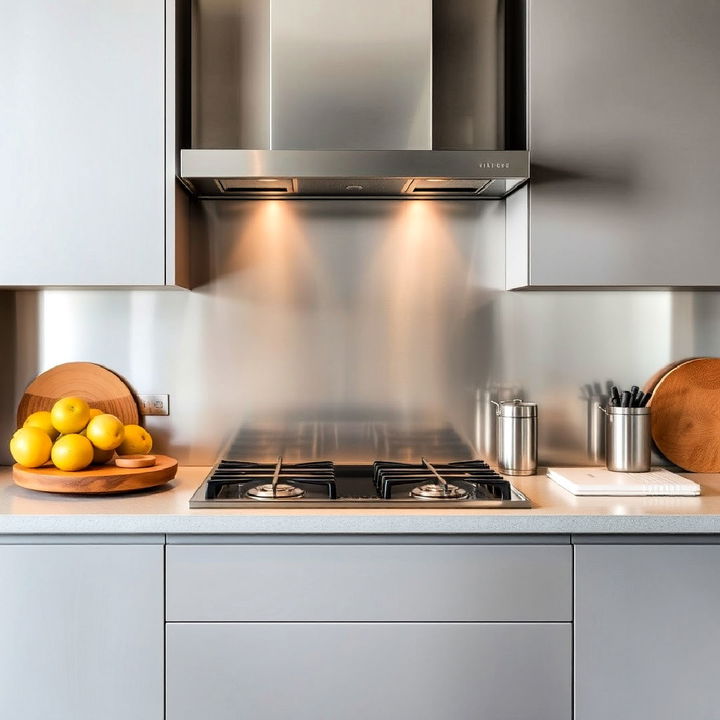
[496,399,537,417]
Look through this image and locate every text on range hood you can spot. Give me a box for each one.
[180,149,529,199]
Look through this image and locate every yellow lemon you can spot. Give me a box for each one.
[85,413,125,451]
[23,410,60,441]
[116,425,152,455]
[91,446,115,465]
[50,397,90,434]
[88,408,104,420]
[51,434,94,471]
[10,427,53,468]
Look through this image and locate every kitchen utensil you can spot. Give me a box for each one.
[17,362,140,427]
[608,385,651,408]
[491,399,538,476]
[647,357,720,472]
[115,454,157,468]
[13,454,177,494]
[600,405,651,472]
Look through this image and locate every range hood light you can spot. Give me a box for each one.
[258,178,279,182]
[424,178,447,182]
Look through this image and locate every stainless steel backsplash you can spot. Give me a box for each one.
[4,200,714,466]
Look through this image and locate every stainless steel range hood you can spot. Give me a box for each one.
[180,149,529,199]
[180,0,528,199]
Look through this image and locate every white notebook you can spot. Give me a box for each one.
[547,467,701,496]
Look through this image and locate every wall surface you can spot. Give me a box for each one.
[6,200,713,466]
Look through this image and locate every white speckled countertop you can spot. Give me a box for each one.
[1,466,720,535]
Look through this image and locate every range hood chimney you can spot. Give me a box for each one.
[180,0,528,199]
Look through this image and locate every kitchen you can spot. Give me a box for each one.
[2,0,720,718]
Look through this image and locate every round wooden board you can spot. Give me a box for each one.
[648,357,720,472]
[643,358,699,394]
[13,455,177,494]
[17,362,140,427]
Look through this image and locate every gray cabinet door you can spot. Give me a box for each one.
[575,543,720,720]
[167,622,572,720]
[0,543,164,720]
[0,1,166,286]
[508,0,720,287]
[167,543,572,622]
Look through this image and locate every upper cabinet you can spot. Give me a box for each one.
[507,0,720,288]
[0,0,189,287]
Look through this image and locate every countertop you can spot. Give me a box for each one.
[3,466,720,535]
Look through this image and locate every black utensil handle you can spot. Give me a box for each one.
[620,391,631,407]
[639,391,652,407]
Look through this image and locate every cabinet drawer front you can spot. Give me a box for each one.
[166,544,571,621]
[167,622,571,720]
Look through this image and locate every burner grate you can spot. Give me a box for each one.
[373,459,511,500]
[206,459,337,500]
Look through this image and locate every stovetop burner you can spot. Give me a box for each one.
[410,483,469,500]
[191,457,531,508]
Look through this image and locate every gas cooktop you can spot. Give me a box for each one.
[189,457,531,509]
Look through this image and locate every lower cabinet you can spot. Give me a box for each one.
[575,543,720,720]
[166,622,572,720]
[0,542,164,720]
[166,541,573,720]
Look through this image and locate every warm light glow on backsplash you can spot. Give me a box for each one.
[21,199,686,466]
[354,200,467,411]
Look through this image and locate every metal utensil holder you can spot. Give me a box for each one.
[598,404,651,472]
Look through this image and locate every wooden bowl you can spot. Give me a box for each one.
[115,455,157,469]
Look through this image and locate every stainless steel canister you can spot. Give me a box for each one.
[491,399,538,476]
[601,405,651,472]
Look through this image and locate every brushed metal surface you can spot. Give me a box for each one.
[433,0,505,149]
[495,401,538,475]
[8,201,708,466]
[191,0,271,149]
[576,544,720,720]
[0,544,164,720]
[167,543,572,621]
[0,0,166,286]
[604,406,651,473]
[271,0,431,150]
[167,623,572,720]
[180,149,530,198]
[514,0,720,286]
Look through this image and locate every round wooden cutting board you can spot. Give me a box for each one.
[648,357,720,472]
[17,362,140,427]
[13,455,177,494]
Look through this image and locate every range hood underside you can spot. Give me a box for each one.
[180,150,529,199]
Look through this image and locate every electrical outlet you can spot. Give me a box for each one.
[138,394,170,416]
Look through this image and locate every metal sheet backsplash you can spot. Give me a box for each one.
[6,200,711,466]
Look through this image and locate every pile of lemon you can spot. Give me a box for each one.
[10,397,153,471]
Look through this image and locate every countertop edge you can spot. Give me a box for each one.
[2,514,720,535]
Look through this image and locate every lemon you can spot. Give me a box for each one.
[116,425,152,455]
[23,410,60,441]
[88,408,104,420]
[91,446,115,465]
[51,434,94,471]
[50,397,91,435]
[85,413,125,451]
[10,427,53,467]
